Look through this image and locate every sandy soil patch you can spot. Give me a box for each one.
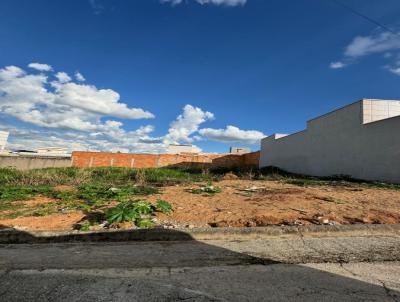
[0,212,84,231]
[152,180,400,227]
[23,196,58,207]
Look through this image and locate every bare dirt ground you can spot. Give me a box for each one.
[0,212,84,231]
[152,180,400,228]
[1,179,400,231]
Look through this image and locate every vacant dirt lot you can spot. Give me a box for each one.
[1,179,400,231]
[152,179,400,227]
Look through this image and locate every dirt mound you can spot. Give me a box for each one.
[221,172,239,180]
[0,212,84,231]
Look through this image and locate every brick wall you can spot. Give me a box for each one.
[71,151,260,169]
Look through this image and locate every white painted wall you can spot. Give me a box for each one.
[260,99,400,183]
[0,131,9,151]
[167,144,198,154]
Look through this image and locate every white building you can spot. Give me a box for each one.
[230,147,251,154]
[167,144,199,154]
[0,131,9,152]
[36,147,70,157]
[260,99,400,183]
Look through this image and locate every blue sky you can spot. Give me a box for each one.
[0,0,399,153]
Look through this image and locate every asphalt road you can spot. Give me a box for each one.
[1,233,400,301]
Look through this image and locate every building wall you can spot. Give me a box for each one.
[0,155,71,170]
[72,151,260,169]
[242,150,261,167]
[0,131,9,151]
[362,99,400,124]
[167,144,197,154]
[260,100,400,183]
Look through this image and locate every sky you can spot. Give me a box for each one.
[0,0,399,153]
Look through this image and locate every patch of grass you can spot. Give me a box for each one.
[0,185,54,201]
[0,167,214,188]
[80,221,91,231]
[189,183,222,195]
[0,209,30,219]
[32,204,58,217]
[156,199,173,214]
[258,166,400,190]
[284,178,328,187]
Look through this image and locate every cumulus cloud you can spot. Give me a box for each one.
[55,71,72,83]
[331,30,400,75]
[0,66,25,80]
[28,62,52,72]
[199,125,265,144]
[165,104,214,144]
[162,0,246,6]
[0,64,154,133]
[329,61,346,69]
[0,123,167,154]
[0,64,263,153]
[344,32,400,58]
[75,71,85,81]
[1,104,213,153]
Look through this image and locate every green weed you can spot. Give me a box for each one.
[156,199,173,214]
[189,183,222,195]
[136,218,154,229]
[104,199,172,228]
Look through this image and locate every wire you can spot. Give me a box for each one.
[331,0,397,34]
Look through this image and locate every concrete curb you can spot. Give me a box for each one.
[1,224,399,244]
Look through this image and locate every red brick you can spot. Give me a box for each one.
[71,151,260,169]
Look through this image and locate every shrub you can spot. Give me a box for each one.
[136,218,154,229]
[104,199,173,228]
[156,199,173,214]
[105,201,139,224]
[133,200,153,215]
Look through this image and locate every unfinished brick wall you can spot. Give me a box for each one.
[242,151,261,167]
[71,151,260,169]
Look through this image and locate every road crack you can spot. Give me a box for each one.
[379,280,400,302]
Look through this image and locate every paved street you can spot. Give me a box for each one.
[1,234,400,301]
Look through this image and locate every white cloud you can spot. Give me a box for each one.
[344,32,400,58]
[51,82,154,120]
[0,64,263,152]
[0,66,25,80]
[329,61,346,69]
[28,63,52,72]
[0,64,154,133]
[162,0,246,6]
[0,123,168,153]
[0,67,212,153]
[164,104,214,144]
[55,71,72,83]
[332,31,400,74]
[75,71,85,81]
[389,67,400,76]
[199,125,265,144]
